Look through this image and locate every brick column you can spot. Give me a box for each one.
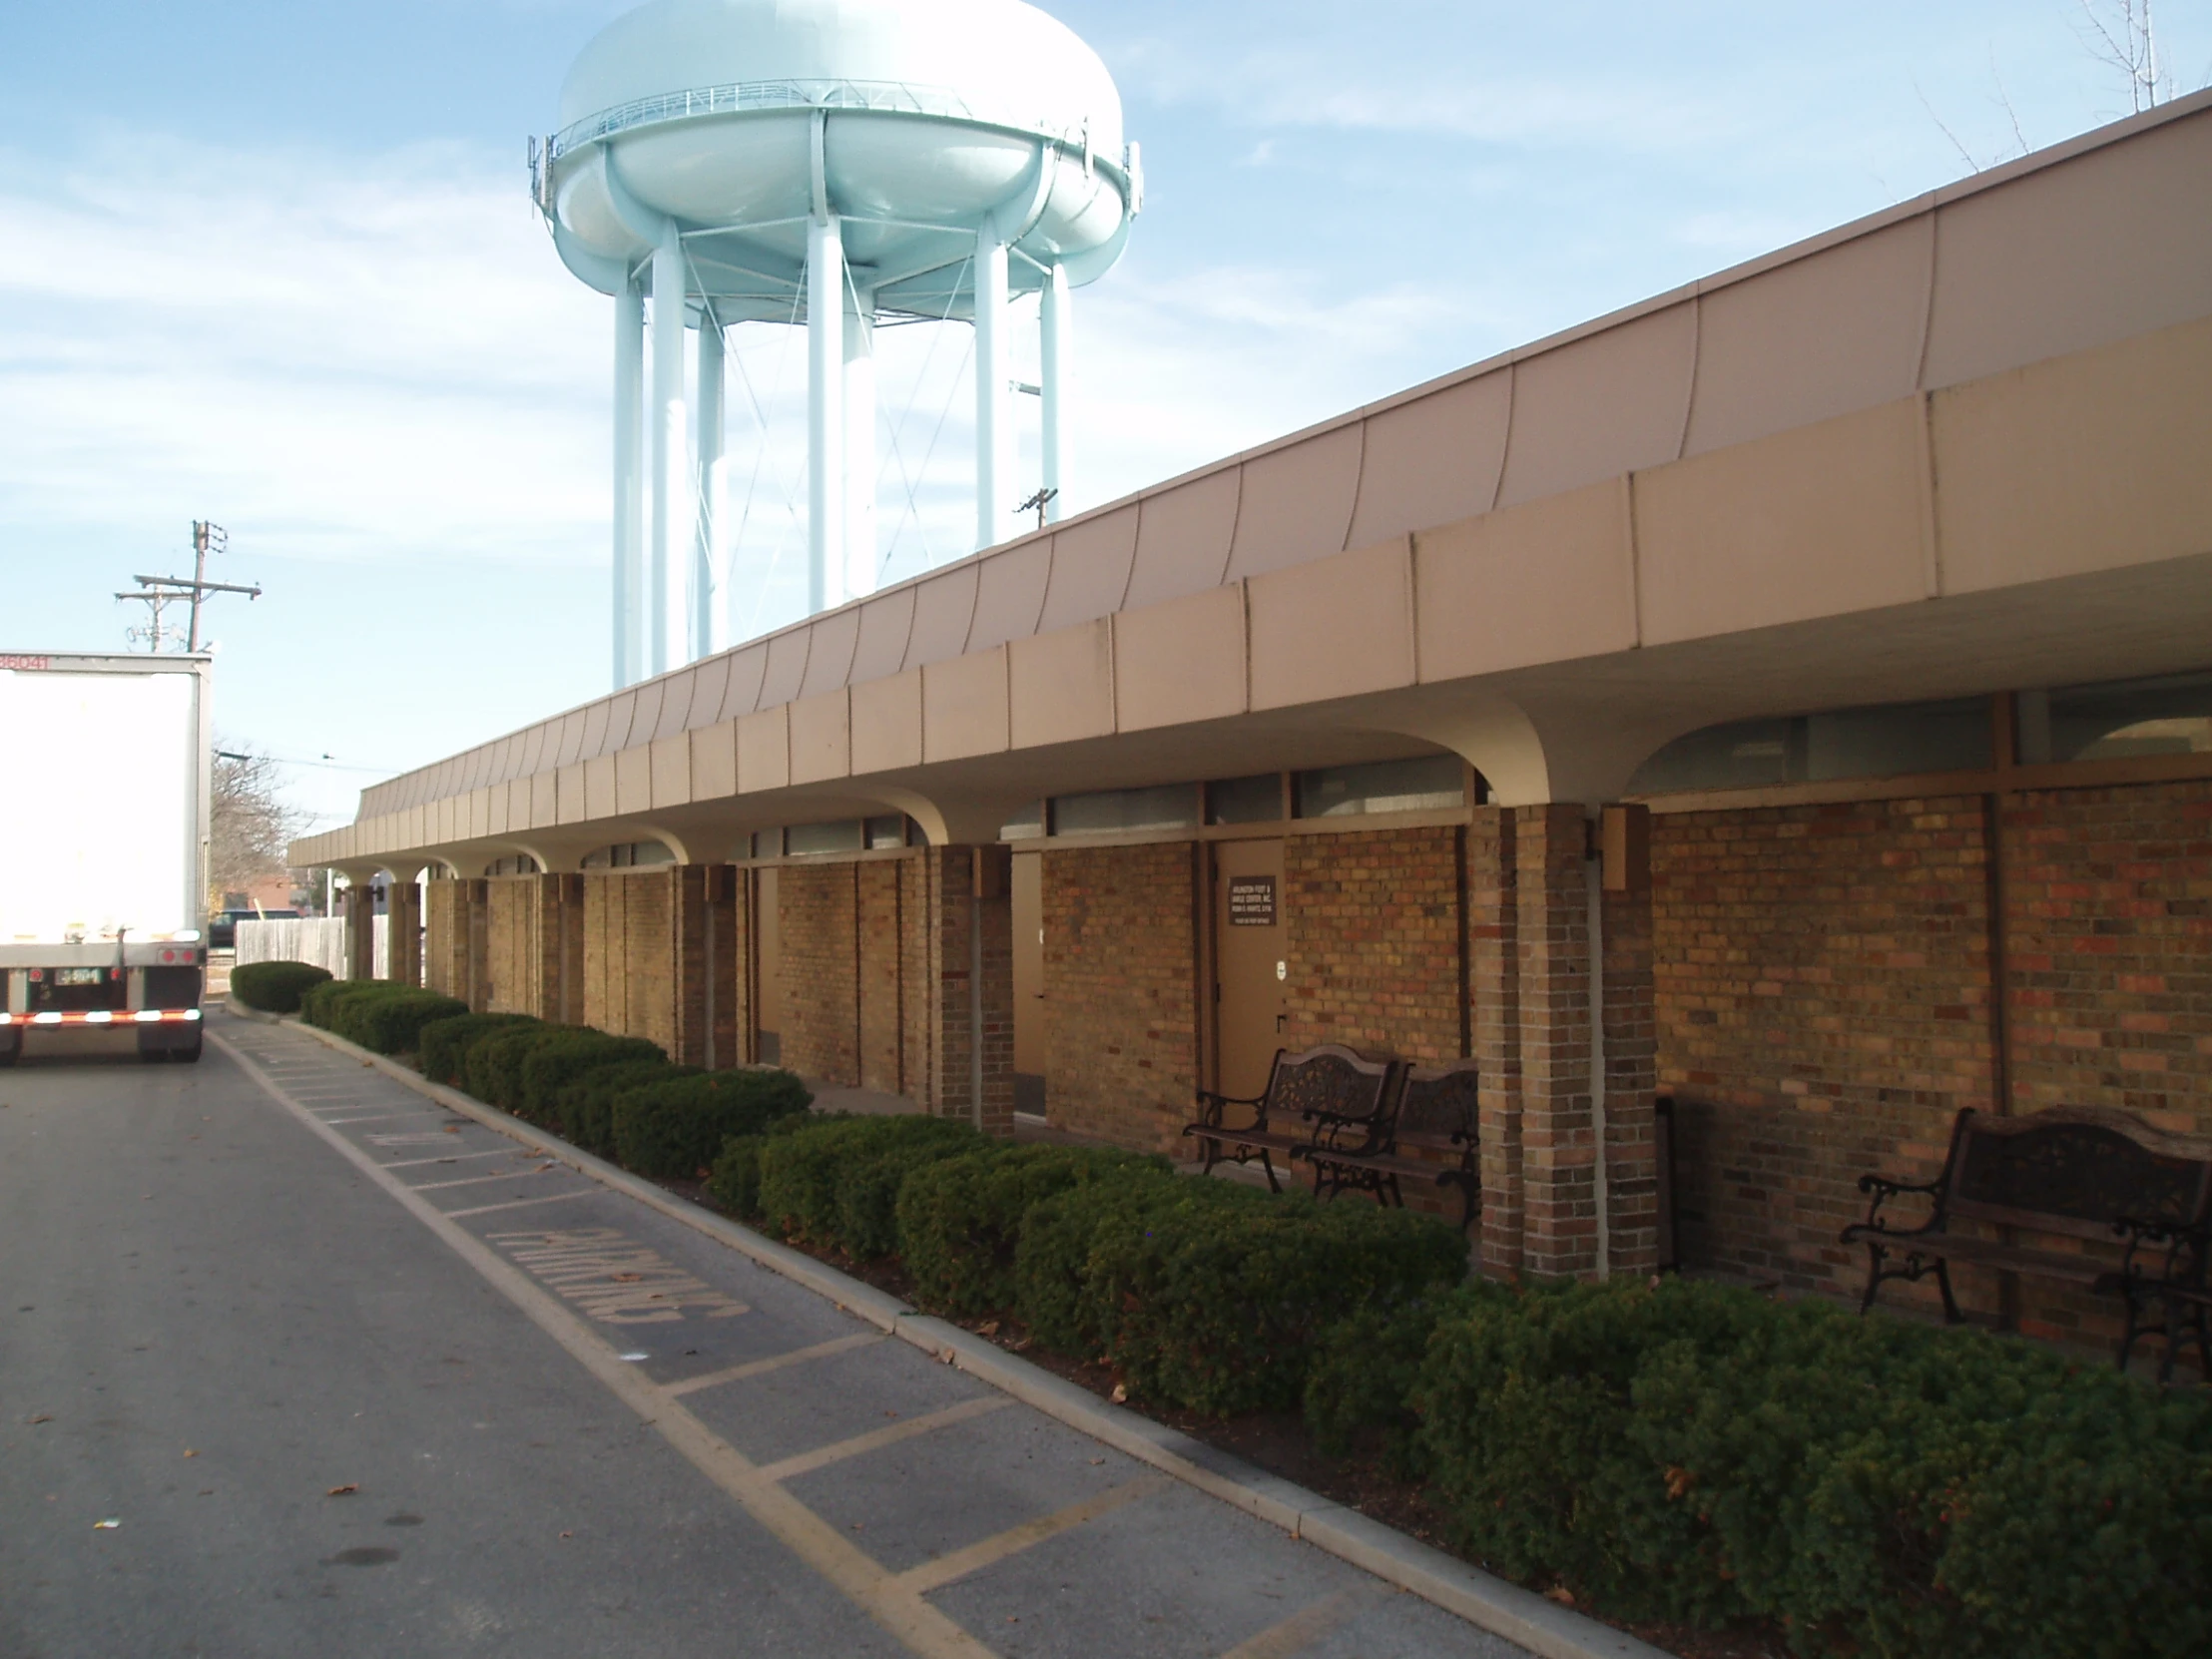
[1468,808,1524,1280]
[919,846,1015,1136]
[1601,808,1661,1277]
[386,878,423,987]
[1472,804,1661,1282]
[669,865,741,1069]
[424,878,468,999]
[463,878,490,1012]
[343,880,377,982]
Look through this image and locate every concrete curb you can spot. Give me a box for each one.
[227,1004,1672,1659]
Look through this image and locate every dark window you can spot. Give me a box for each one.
[581,840,676,868]
[786,820,864,856]
[1293,756,1464,819]
[2021,673,2212,764]
[1207,774,1284,826]
[1630,698,1992,795]
[999,802,1045,841]
[1052,784,1199,835]
[865,815,909,850]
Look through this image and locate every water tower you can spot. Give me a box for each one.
[535,0,1141,688]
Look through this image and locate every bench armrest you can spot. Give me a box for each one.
[1852,1171,1942,1234]
[1191,1089,1267,1131]
[2113,1216,2211,1288]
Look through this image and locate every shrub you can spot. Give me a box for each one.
[555,1057,694,1158]
[515,1029,666,1124]
[755,1114,982,1258]
[464,1023,570,1112]
[416,1012,537,1086]
[1011,1166,1204,1357]
[338,988,468,1054]
[895,1144,1167,1319]
[707,1111,828,1220]
[1083,1189,1467,1416]
[610,1068,814,1179]
[1408,1277,2212,1657]
[298,977,409,1029]
[1303,1285,1507,1473]
[228,960,331,1014]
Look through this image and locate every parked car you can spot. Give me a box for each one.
[207,908,265,950]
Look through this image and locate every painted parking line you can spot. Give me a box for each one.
[758,1395,1013,1483]
[441,1190,600,1220]
[891,1475,1168,1596]
[407,1169,546,1192]
[213,1026,1012,1659]
[664,1332,885,1398]
[379,1148,516,1170]
[321,1112,449,1127]
[1221,1585,1396,1659]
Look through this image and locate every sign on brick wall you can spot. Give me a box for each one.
[1227,874,1277,926]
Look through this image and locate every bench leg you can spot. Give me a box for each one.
[1935,1258,1963,1325]
[1857,1243,1888,1313]
[1258,1149,1281,1194]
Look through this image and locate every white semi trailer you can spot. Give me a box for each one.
[0,652,213,1064]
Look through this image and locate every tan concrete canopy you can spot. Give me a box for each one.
[297,91,2212,871]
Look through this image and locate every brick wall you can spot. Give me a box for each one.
[1653,796,1995,1308]
[424,879,467,1001]
[858,860,904,1095]
[484,875,559,1018]
[581,869,678,1056]
[1283,825,1466,1061]
[1041,842,1199,1153]
[2004,781,2212,1127]
[779,862,859,1086]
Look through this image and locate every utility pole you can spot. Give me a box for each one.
[121,521,263,652]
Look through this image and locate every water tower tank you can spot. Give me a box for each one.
[536,0,1141,687]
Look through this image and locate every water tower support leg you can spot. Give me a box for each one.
[650,219,690,677]
[807,217,845,615]
[1040,264,1071,524]
[695,313,726,661]
[974,229,1010,552]
[613,275,646,689]
[844,295,877,600]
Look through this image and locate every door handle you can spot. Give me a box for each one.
[1276,1014,1287,1032]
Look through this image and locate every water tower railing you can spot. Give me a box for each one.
[550,77,1107,173]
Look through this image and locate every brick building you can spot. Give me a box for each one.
[296,95,2212,1342]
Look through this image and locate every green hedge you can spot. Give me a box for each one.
[756,1115,985,1259]
[416,1012,538,1086]
[707,1111,827,1220]
[513,1029,666,1125]
[895,1144,1167,1319]
[1399,1277,2212,1658]
[1011,1170,1259,1360]
[610,1068,812,1179]
[297,977,404,1029]
[228,959,331,1014]
[556,1057,695,1158]
[465,1023,572,1112]
[325,987,468,1055]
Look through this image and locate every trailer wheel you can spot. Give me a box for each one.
[177,1038,204,1064]
[0,1036,18,1067]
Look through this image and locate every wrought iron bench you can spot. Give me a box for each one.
[1841,1104,2212,1367]
[1182,1044,1396,1194]
[2108,1218,2211,1383]
[1299,1058,1481,1232]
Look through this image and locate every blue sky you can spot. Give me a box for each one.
[2,1,2205,827]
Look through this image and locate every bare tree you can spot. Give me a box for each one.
[210,741,309,911]
[2073,0,2177,112]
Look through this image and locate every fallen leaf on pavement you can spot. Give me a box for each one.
[28,1412,52,1424]
[183,1449,197,1458]
[1109,1383,1128,1403]
[93,1519,120,1530]
[1543,1586,1575,1606]
[326,1484,358,1496]
[977,1320,1000,1337]
[442,1126,462,1135]
[610,1273,643,1283]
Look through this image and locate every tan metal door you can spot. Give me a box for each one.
[1011,851,1045,1114]
[1212,838,1286,1099]
[754,865,783,1065]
